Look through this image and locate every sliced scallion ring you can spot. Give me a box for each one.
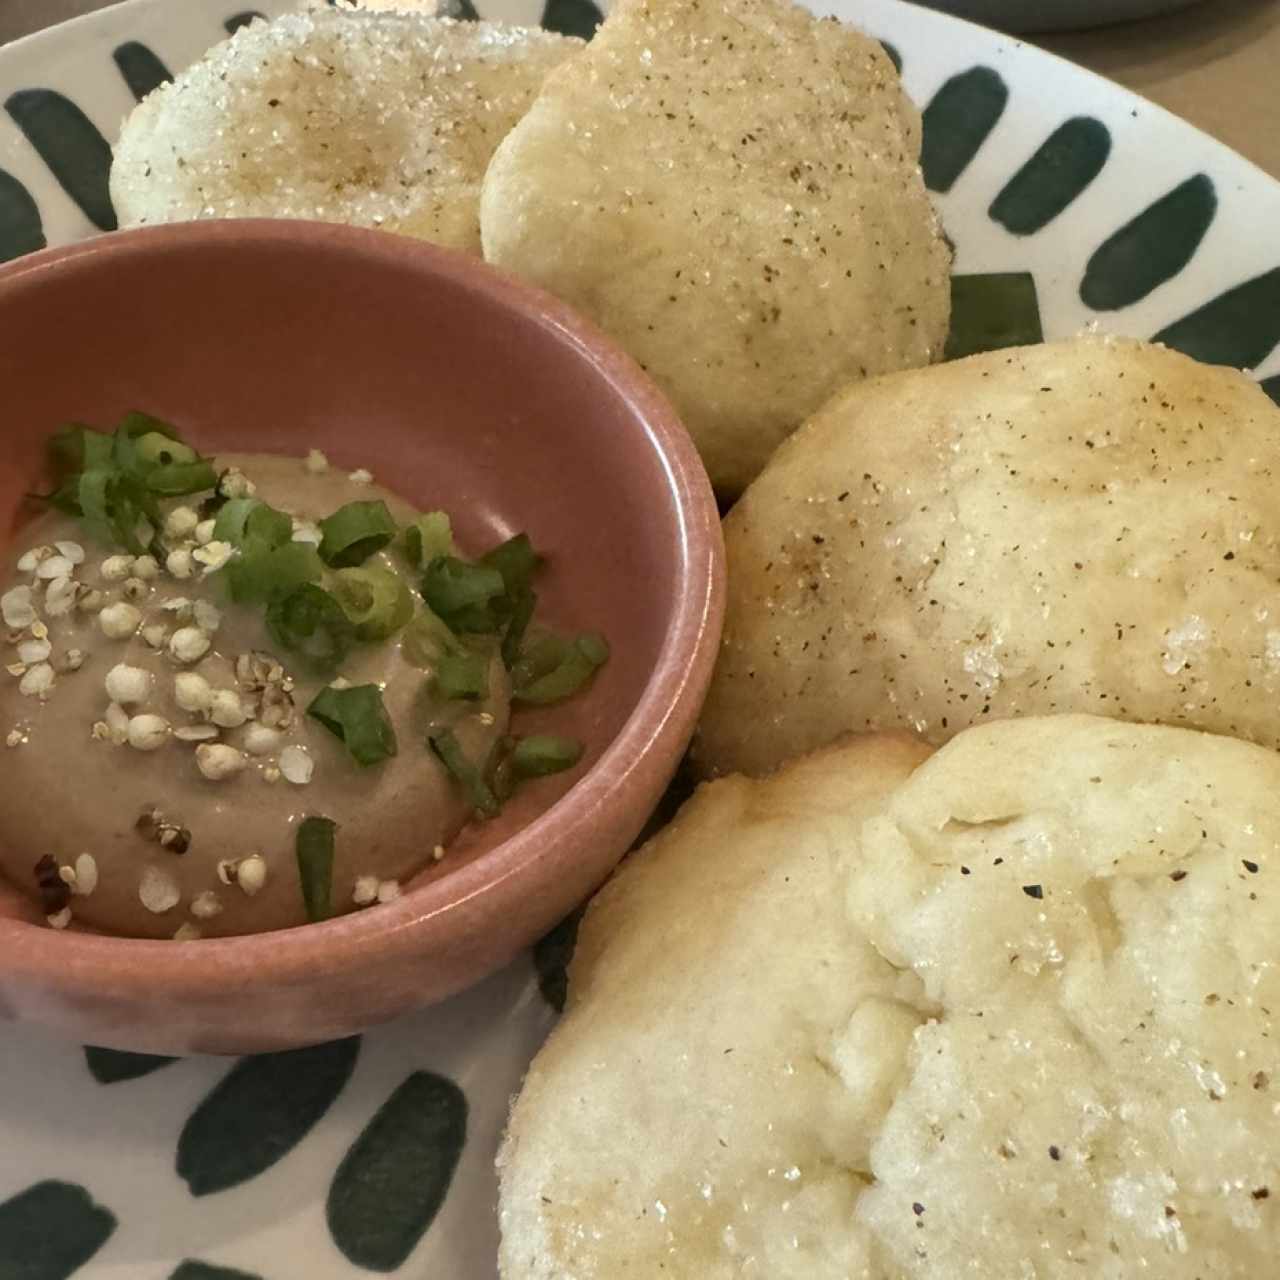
[429,728,499,818]
[511,735,584,778]
[421,556,506,633]
[402,511,454,568]
[318,500,398,568]
[514,632,610,705]
[434,649,489,701]
[482,532,542,597]
[265,583,356,670]
[330,566,414,642]
[307,683,399,767]
[296,816,336,923]
[226,542,322,604]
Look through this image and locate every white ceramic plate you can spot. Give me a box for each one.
[1,1,1279,1276]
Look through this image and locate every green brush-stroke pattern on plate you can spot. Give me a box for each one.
[113,41,173,101]
[84,1045,177,1084]
[542,0,604,39]
[1151,266,1280,370]
[989,116,1110,235]
[1261,374,1280,407]
[177,1038,360,1197]
[920,66,1008,193]
[327,1071,468,1272]
[944,272,1043,360]
[880,39,902,71]
[0,167,44,261]
[171,1264,263,1280]
[438,0,481,17]
[534,907,584,1012]
[1080,173,1216,311]
[4,89,116,231]
[224,11,265,34]
[0,1181,116,1279]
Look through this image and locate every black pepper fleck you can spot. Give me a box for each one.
[1022,884,1044,900]
[1049,1146,1061,1161]
[1243,860,1259,874]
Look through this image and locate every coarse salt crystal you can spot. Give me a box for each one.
[1,586,35,629]
[190,890,223,919]
[279,744,314,784]
[139,865,180,913]
[17,638,50,665]
[167,548,194,579]
[72,853,98,896]
[237,854,268,896]
[44,577,77,617]
[193,600,221,633]
[170,627,211,664]
[35,555,74,580]
[18,663,54,698]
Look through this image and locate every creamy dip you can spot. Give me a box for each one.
[0,453,509,938]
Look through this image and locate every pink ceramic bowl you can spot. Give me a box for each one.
[0,220,724,1055]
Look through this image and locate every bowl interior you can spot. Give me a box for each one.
[0,220,691,929]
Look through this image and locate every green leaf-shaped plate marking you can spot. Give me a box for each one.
[177,1038,360,1197]
[1261,374,1280,408]
[1080,174,1216,312]
[4,89,116,231]
[84,1045,177,1084]
[224,11,266,34]
[0,168,44,262]
[171,1263,262,1280]
[113,41,173,102]
[989,116,1111,236]
[1151,266,1280,370]
[327,1072,468,1272]
[542,0,604,40]
[0,1181,115,1279]
[920,66,1008,194]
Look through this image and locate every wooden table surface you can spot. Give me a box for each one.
[3,0,1279,180]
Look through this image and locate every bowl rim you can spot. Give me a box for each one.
[0,218,725,999]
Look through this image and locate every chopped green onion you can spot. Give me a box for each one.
[133,431,197,469]
[421,556,506,633]
[244,502,293,549]
[212,497,261,545]
[116,410,184,442]
[265,584,355,670]
[307,684,398,767]
[510,631,570,688]
[429,729,499,818]
[511,735,584,778]
[226,542,322,604]
[514,632,610,705]
[142,459,218,496]
[318,500,398,568]
[330,567,414,641]
[434,649,489,700]
[402,512,454,568]
[500,588,536,669]
[296,816,336,923]
[401,611,458,670]
[482,533,542,597]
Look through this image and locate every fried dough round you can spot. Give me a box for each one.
[479,0,950,495]
[695,337,1280,777]
[109,10,582,252]
[499,716,1280,1278]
